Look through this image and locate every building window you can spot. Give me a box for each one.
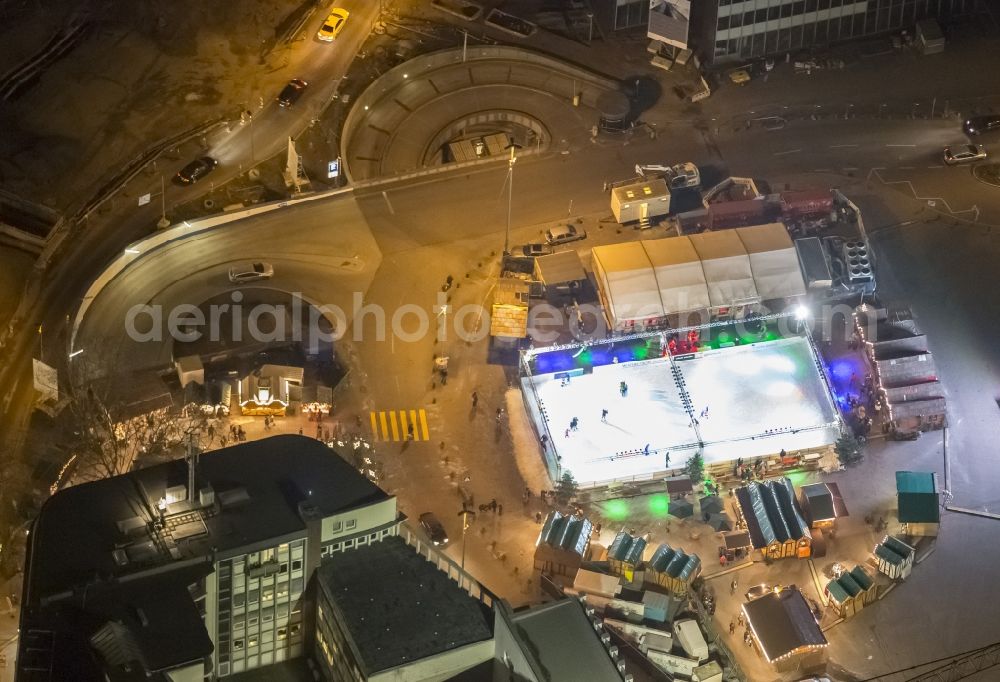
[331,521,342,533]
[345,519,356,531]
[717,16,730,30]
[234,639,245,651]
[292,559,302,571]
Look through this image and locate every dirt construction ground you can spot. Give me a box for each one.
[0,0,302,212]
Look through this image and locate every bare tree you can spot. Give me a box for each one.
[66,357,218,482]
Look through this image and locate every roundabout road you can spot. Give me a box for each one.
[341,45,620,181]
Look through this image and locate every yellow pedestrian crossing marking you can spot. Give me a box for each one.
[370,409,431,441]
[389,410,399,441]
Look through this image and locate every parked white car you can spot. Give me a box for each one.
[943,144,986,165]
[545,224,587,245]
[228,262,274,283]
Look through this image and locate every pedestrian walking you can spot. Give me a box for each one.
[535,511,543,523]
[407,423,414,440]
[490,498,497,512]
[498,504,503,516]
[644,443,650,455]
[729,620,736,635]
[601,409,608,422]
[472,391,478,408]
[570,417,579,431]
[565,428,570,438]
[220,435,228,447]
[737,613,744,627]
[298,427,303,435]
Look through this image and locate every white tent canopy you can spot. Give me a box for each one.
[592,241,666,325]
[737,224,808,301]
[592,224,806,329]
[643,237,711,313]
[689,230,756,306]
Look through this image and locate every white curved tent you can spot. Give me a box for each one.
[591,223,806,331]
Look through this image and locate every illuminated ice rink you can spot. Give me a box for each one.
[524,337,840,485]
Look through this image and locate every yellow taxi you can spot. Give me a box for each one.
[317,8,349,42]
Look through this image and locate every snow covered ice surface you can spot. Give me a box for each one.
[526,336,839,485]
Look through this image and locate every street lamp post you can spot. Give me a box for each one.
[503,141,521,256]
[458,508,475,578]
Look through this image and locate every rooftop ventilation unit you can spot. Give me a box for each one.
[842,240,873,283]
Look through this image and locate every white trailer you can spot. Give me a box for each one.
[604,618,673,649]
[647,649,700,677]
[673,619,709,662]
[611,178,671,225]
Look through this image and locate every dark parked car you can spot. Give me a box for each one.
[277,78,308,107]
[419,512,448,546]
[964,115,1000,136]
[173,156,218,185]
[518,243,553,258]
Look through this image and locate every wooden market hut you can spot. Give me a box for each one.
[799,482,849,530]
[734,478,812,560]
[874,535,915,580]
[534,511,593,584]
[607,531,647,582]
[720,530,753,561]
[645,543,701,596]
[896,471,941,536]
[885,397,947,437]
[490,279,530,348]
[665,476,694,497]
[873,353,938,389]
[743,585,828,673]
[824,566,876,619]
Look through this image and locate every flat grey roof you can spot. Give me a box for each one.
[511,598,624,682]
[317,536,493,676]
